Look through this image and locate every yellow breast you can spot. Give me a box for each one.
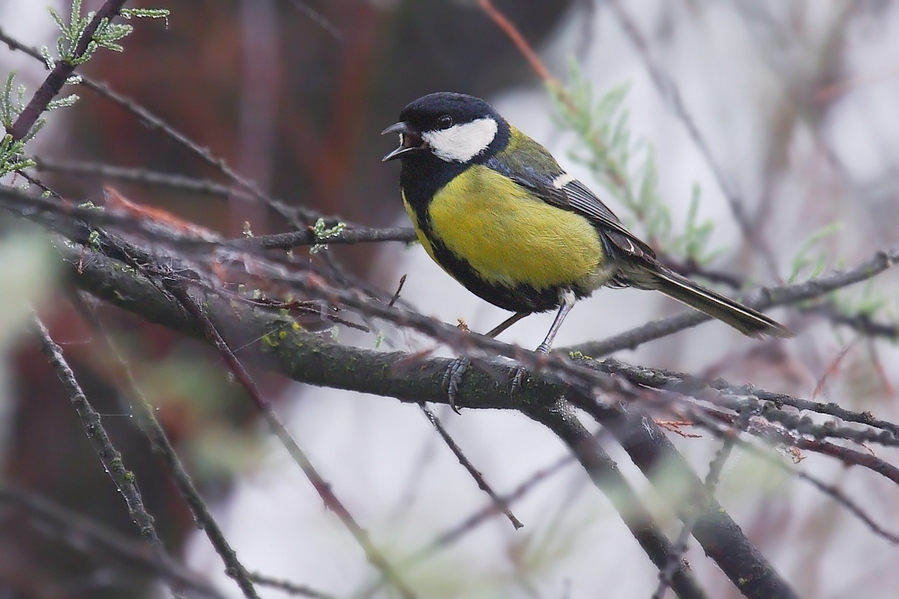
[405,165,605,291]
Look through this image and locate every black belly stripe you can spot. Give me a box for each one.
[399,153,464,228]
[425,233,563,313]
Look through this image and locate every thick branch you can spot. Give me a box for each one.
[524,402,709,599]
[567,395,797,599]
[60,239,798,599]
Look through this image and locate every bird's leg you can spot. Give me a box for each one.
[484,311,529,338]
[443,311,529,413]
[511,289,576,393]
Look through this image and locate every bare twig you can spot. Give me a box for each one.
[672,399,899,547]
[595,358,899,487]
[606,0,781,277]
[565,392,799,599]
[476,0,555,84]
[0,484,225,599]
[570,245,899,357]
[281,0,342,40]
[0,25,321,228]
[98,232,416,599]
[419,404,523,529]
[525,402,711,599]
[33,157,245,198]
[69,292,266,598]
[31,314,195,598]
[803,302,899,340]
[653,406,752,599]
[230,225,416,250]
[248,571,336,598]
[8,0,129,141]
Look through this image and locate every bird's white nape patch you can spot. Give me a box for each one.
[552,172,576,189]
[422,118,498,163]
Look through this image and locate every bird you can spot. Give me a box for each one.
[382,92,792,408]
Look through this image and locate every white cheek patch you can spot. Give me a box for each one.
[422,118,498,163]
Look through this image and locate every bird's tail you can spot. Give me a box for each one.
[642,266,793,339]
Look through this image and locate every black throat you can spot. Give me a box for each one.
[399,153,466,229]
[398,119,510,230]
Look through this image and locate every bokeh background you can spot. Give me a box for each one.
[2,1,899,597]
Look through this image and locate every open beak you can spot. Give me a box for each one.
[381,121,426,161]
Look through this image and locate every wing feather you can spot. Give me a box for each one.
[485,154,655,261]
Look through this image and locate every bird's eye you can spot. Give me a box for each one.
[437,115,453,130]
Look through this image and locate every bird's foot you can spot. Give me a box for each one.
[444,356,533,410]
[442,357,471,414]
[510,365,529,399]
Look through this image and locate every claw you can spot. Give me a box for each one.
[510,366,528,398]
[442,357,471,414]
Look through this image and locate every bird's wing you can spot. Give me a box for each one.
[485,155,656,261]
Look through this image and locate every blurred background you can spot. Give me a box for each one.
[1,0,899,597]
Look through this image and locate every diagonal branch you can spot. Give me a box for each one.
[564,392,798,599]
[31,313,208,599]
[9,0,129,141]
[100,231,417,599]
[0,483,226,599]
[70,293,270,599]
[59,236,801,599]
[605,0,780,276]
[524,401,711,599]
[570,245,899,356]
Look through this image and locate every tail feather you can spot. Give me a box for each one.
[645,267,793,339]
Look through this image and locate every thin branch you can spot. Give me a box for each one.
[231,225,417,250]
[70,292,267,598]
[596,358,899,484]
[599,357,899,443]
[359,446,577,598]
[476,0,555,84]
[525,401,710,599]
[570,245,899,357]
[420,452,572,556]
[33,155,419,253]
[0,25,320,227]
[653,407,751,599]
[605,0,780,277]
[78,75,316,226]
[566,391,799,599]
[803,302,899,340]
[31,313,194,598]
[419,404,523,529]
[248,572,336,598]
[280,0,342,40]
[9,0,129,141]
[0,484,225,599]
[98,232,416,599]
[672,399,899,547]
[34,157,246,198]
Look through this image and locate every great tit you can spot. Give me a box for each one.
[382,92,792,394]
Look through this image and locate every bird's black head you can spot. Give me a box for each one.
[382,92,509,164]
